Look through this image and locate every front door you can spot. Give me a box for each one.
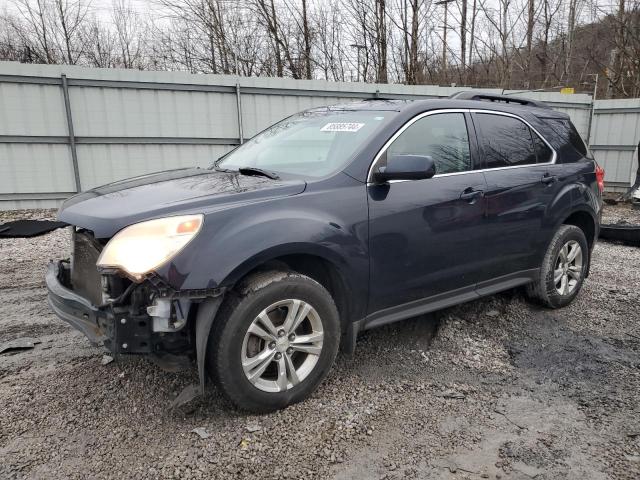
[367,111,487,319]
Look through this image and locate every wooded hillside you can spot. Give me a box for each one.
[1,0,638,98]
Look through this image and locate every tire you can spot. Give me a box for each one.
[207,270,340,412]
[526,225,589,309]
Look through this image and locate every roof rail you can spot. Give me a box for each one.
[449,91,553,109]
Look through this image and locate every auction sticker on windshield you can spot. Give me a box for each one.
[320,122,365,132]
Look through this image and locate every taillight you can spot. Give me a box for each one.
[595,165,605,194]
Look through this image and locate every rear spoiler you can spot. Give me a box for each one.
[449,91,553,110]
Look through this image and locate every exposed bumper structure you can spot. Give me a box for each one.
[46,261,111,344]
[46,259,225,397]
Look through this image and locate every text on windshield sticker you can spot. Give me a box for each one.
[320,122,365,132]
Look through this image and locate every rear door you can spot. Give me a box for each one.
[367,111,488,317]
[472,111,561,282]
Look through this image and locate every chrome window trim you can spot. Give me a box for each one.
[366,108,558,184]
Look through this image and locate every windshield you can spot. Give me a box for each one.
[216,109,396,178]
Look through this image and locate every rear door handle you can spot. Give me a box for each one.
[541,174,558,185]
[460,188,484,202]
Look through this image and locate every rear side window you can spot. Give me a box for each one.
[385,113,472,174]
[475,113,553,168]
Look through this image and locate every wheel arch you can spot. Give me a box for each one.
[220,245,355,336]
[558,208,598,278]
[561,209,597,250]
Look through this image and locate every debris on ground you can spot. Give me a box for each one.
[436,390,466,400]
[191,427,211,439]
[0,337,41,354]
[100,355,114,366]
[245,423,262,433]
[169,383,201,410]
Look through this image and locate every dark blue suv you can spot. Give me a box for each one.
[46,93,604,411]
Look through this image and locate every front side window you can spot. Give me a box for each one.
[216,110,396,178]
[476,113,542,168]
[383,113,472,175]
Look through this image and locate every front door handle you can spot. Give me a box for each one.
[460,188,484,203]
[541,174,558,185]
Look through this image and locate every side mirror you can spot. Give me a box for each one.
[374,154,436,182]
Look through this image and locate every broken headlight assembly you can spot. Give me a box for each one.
[97,214,203,280]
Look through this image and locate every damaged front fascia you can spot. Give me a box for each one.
[102,270,226,395]
[55,257,226,396]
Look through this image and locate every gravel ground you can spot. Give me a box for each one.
[601,202,640,225]
[1,208,639,480]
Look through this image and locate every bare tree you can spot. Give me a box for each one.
[52,0,90,64]
[10,0,55,63]
[2,0,640,99]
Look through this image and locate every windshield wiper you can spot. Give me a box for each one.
[238,167,280,180]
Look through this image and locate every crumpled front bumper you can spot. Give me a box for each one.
[46,259,226,396]
[45,261,111,344]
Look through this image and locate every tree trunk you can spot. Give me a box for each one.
[302,0,312,79]
[468,0,477,83]
[565,0,577,82]
[526,0,534,85]
[269,0,283,76]
[36,0,53,63]
[461,0,467,84]
[408,0,419,84]
[377,0,388,83]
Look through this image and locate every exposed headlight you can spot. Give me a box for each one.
[97,214,203,279]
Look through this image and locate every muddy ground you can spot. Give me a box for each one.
[1,207,639,480]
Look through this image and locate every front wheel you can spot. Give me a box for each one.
[208,270,340,412]
[526,224,589,308]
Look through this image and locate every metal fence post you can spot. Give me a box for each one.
[236,83,244,144]
[585,73,598,147]
[61,74,82,192]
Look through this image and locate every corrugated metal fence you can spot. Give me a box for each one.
[0,62,634,210]
[589,98,640,192]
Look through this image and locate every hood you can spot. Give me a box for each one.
[59,168,306,238]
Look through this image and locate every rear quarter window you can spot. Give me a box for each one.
[539,118,591,161]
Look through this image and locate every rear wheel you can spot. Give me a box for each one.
[208,270,340,412]
[526,225,589,308]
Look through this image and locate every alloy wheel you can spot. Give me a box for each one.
[554,240,583,296]
[241,299,324,393]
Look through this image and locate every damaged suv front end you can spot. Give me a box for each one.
[46,214,224,380]
[44,163,310,395]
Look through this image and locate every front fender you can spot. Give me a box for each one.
[218,241,355,289]
[155,173,369,295]
[167,212,365,286]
